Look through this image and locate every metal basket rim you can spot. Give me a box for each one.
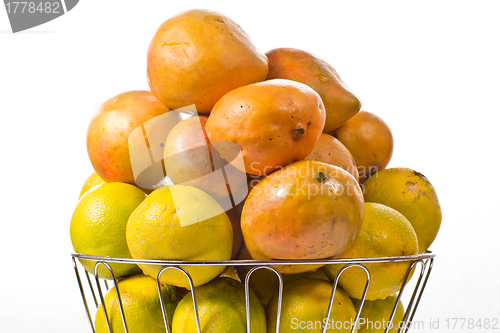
[71,252,435,266]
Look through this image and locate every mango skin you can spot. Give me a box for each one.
[164,115,246,201]
[306,133,359,183]
[164,116,216,189]
[266,48,361,133]
[206,79,326,176]
[333,111,394,183]
[241,160,364,274]
[86,91,174,185]
[147,9,268,113]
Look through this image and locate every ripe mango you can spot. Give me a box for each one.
[266,48,361,133]
[206,79,325,176]
[147,9,268,113]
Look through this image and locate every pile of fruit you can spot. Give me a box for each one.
[70,9,442,333]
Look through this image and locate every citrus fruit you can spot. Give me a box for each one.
[333,111,394,183]
[351,295,405,333]
[79,171,105,198]
[363,168,441,252]
[241,160,364,274]
[205,79,326,175]
[147,9,268,113]
[324,202,419,300]
[306,133,359,182]
[126,185,233,289]
[70,182,146,279]
[266,47,361,133]
[172,277,267,333]
[87,90,180,186]
[95,274,180,333]
[266,279,357,333]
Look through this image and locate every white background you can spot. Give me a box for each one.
[1,1,500,332]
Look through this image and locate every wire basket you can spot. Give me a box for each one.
[71,253,435,333]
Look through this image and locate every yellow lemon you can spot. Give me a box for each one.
[95,274,180,333]
[362,167,441,252]
[79,171,105,198]
[70,182,146,279]
[351,295,405,333]
[126,185,233,289]
[266,279,357,333]
[172,277,266,333]
[324,203,419,300]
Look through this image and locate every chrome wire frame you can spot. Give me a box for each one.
[71,253,435,333]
